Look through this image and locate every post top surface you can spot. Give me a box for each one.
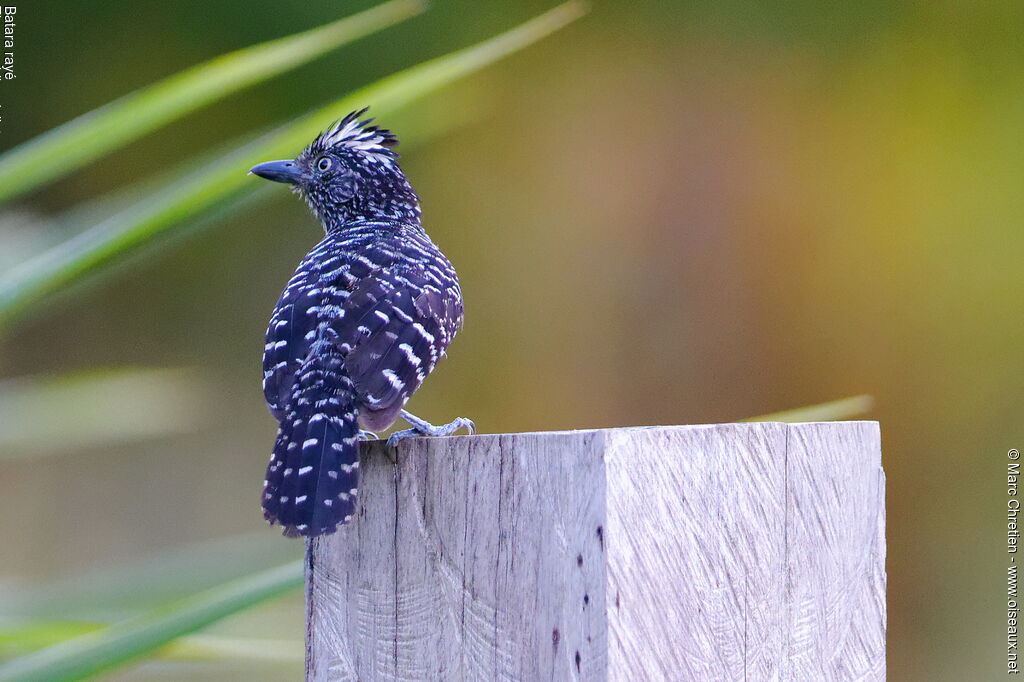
[378,420,880,445]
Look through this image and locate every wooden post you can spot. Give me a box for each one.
[305,423,885,681]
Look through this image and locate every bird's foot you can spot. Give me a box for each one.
[386,410,475,448]
[358,430,379,441]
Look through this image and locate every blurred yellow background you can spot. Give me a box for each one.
[1,0,1021,679]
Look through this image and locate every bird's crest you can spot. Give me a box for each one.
[306,107,399,162]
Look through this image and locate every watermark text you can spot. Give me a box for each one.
[1009,449,1021,673]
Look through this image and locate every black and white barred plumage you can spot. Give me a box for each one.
[251,109,465,537]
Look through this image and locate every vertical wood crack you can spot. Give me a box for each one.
[393,452,400,678]
[782,423,791,679]
[493,435,506,681]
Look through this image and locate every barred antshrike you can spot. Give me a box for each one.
[249,108,473,538]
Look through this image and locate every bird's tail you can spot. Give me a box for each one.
[262,351,360,537]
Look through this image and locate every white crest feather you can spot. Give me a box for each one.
[306,108,398,163]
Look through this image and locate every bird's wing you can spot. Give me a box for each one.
[329,259,459,430]
[264,230,462,427]
[262,260,322,421]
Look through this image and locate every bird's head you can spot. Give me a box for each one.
[249,108,419,230]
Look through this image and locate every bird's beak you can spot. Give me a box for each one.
[248,159,304,184]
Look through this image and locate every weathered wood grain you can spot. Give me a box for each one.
[306,423,885,681]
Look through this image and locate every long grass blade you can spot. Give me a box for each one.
[0,561,303,682]
[0,1,588,330]
[0,623,104,661]
[740,394,874,422]
[0,368,209,460]
[0,0,424,203]
[3,532,298,620]
[0,621,301,664]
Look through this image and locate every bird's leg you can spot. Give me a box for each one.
[386,410,475,447]
[358,430,379,441]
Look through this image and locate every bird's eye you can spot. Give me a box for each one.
[317,157,333,172]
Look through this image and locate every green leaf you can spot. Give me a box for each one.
[740,394,874,422]
[0,623,103,661]
[0,0,424,203]
[0,0,588,331]
[4,531,299,620]
[156,634,303,663]
[0,621,301,664]
[0,368,210,461]
[0,561,303,682]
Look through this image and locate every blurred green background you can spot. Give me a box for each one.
[1,0,1022,679]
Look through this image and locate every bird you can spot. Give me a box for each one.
[249,108,473,538]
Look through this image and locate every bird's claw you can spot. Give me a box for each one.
[456,417,476,436]
[386,428,419,448]
[386,414,475,448]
